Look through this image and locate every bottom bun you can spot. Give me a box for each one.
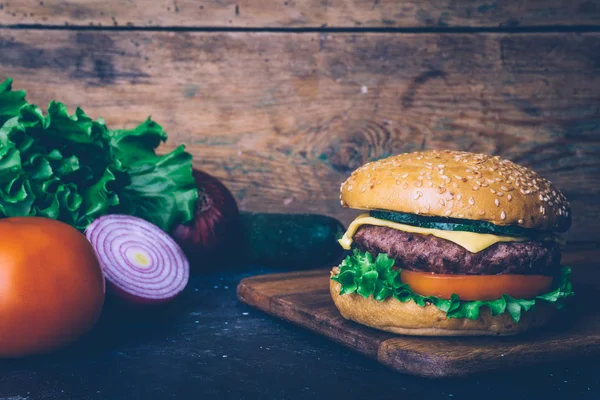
[330,269,556,336]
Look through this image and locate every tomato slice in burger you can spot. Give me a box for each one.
[400,270,554,301]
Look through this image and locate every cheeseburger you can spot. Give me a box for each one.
[330,150,573,336]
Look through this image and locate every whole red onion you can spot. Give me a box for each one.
[171,169,240,270]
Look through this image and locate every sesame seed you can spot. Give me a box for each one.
[494,199,500,207]
[518,219,524,224]
[540,206,545,215]
[458,213,464,218]
[456,194,462,201]
[396,180,401,185]
[490,188,496,194]
[501,211,506,220]
[439,198,446,206]
[347,185,353,191]
[403,182,408,189]
[428,181,433,187]
[441,175,449,181]
[454,175,462,180]
[496,191,503,197]
[416,181,422,187]
[478,210,485,215]
[452,182,459,188]
[501,185,509,191]
[444,210,452,216]
[472,186,479,191]
[360,187,366,192]
[539,194,544,201]
[468,197,475,205]
[401,173,408,178]
[507,194,512,201]
[414,191,422,200]
[438,187,446,194]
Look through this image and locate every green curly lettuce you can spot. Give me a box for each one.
[331,249,574,322]
[0,78,197,231]
[107,118,197,231]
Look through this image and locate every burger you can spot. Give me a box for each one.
[330,150,573,336]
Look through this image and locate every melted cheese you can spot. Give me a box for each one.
[338,213,527,253]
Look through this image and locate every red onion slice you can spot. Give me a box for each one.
[85,215,190,304]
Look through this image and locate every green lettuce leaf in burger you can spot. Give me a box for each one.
[330,150,573,336]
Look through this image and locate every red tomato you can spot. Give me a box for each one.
[400,270,553,301]
[0,217,105,357]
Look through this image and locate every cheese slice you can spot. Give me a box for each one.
[338,213,527,253]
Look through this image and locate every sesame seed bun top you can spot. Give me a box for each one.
[340,150,571,232]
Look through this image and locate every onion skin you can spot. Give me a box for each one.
[171,169,240,270]
[108,284,180,306]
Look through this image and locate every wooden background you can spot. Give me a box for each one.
[0,1,599,243]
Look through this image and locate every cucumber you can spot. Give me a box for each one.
[240,212,345,268]
[370,210,540,237]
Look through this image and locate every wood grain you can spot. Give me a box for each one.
[1,1,599,28]
[237,247,600,377]
[1,30,599,241]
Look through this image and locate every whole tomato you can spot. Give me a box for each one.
[0,217,105,357]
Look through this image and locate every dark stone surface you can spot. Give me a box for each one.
[0,266,598,400]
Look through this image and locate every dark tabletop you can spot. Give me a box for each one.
[1,266,598,400]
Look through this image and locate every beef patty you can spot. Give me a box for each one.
[353,225,561,275]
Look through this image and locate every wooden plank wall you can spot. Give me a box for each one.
[2,1,600,28]
[0,1,599,242]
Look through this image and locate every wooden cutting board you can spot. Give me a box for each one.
[237,250,600,377]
